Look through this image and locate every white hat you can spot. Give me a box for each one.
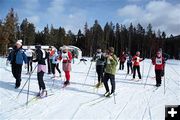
[63,45,68,50]
[16,40,22,46]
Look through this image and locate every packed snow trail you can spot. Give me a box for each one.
[0,57,180,119]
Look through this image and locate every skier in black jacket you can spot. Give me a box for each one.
[33,45,48,97]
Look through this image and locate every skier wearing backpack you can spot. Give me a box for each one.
[92,48,106,88]
[103,47,118,97]
[33,45,48,97]
[152,51,165,87]
[7,40,27,89]
[132,51,144,80]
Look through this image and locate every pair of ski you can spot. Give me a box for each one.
[88,93,117,106]
[26,93,54,105]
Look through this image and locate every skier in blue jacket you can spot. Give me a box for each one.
[7,40,27,88]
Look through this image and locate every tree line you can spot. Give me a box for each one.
[0,8,179,59]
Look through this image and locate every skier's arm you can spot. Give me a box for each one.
[109,55,118,65]
[22,52,28,64]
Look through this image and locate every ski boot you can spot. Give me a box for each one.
[104,91,111,97]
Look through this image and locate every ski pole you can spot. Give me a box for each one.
[17,65,37,98]
[113,93,116,104]
[83,61,93,87]
[142,59,145,79]
[26,73,31,106]
[144,62,152,88]
[163,64,166,95]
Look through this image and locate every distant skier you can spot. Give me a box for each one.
[132,51,144,80]
[49,46,56,74]
[119,51,126,70]
[59,46,72,86]
[151,51,165,87]
[51,48,61,78]
[126,51,133,74]
[7,40,27,89]
[103,47,118,97]
[25,46,34,74]
[92,48,106,88]
[33,45,48,97]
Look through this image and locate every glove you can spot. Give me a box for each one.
[24,64,27,69]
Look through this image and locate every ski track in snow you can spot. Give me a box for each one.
[0,57,180,119]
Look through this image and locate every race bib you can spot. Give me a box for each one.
[96,53,101,59]
[62,53,68,60]
[126,56,129,61]
[136,57,140,62]
[156,58,162,65]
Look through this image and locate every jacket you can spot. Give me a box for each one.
[152,56,165,70]
[33,48,48,65]
[93,52,105,66]
[119,54,126,63]
[8,48,27,65]
[104,54,118,75]
[132,55,143,66]
[126,54,132,63]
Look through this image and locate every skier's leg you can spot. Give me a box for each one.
[103,73,110,92]
[65,71,70,81]
[27,58,30,73]
[16,64,22,87]
[11,64,16,78]
[133,66,136,79]
[127,63,129,74]
[56,63,61,74]
[37,71,46,90]
[96,66,101,83]
[30,58,33,72]
[51,64,55,75]
[122,62,124,70]
[130,63,133,74]
[137,66,141,79]
[110,74,115,93]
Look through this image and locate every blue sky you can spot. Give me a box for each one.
[0,0,180,36]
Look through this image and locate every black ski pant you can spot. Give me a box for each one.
[47,58,51,74]
[127,62,133,74]
[133,66,141,79]
[96,65,104,83]
[27,57,33,73]
[12,63,22,87]
[51,63,61,75]
[119,62,125,70]
[103,73,115,93]
[50,59,54,74]
[155,70,162,85]
[37,71,46,90]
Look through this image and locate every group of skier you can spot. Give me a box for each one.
[92,47,168,97]
[6,39,168,98]
[7,40,73,97]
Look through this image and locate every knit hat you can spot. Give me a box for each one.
[108,47,114,53]
[16,40,23,46]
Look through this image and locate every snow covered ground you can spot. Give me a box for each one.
[0,57,179,120]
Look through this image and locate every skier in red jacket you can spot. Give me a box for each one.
[132,51,144,80]
[59,46,72,86]
[119,51,126,70]
[152,51,165,87]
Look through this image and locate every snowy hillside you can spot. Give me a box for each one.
[0,57,179,120]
